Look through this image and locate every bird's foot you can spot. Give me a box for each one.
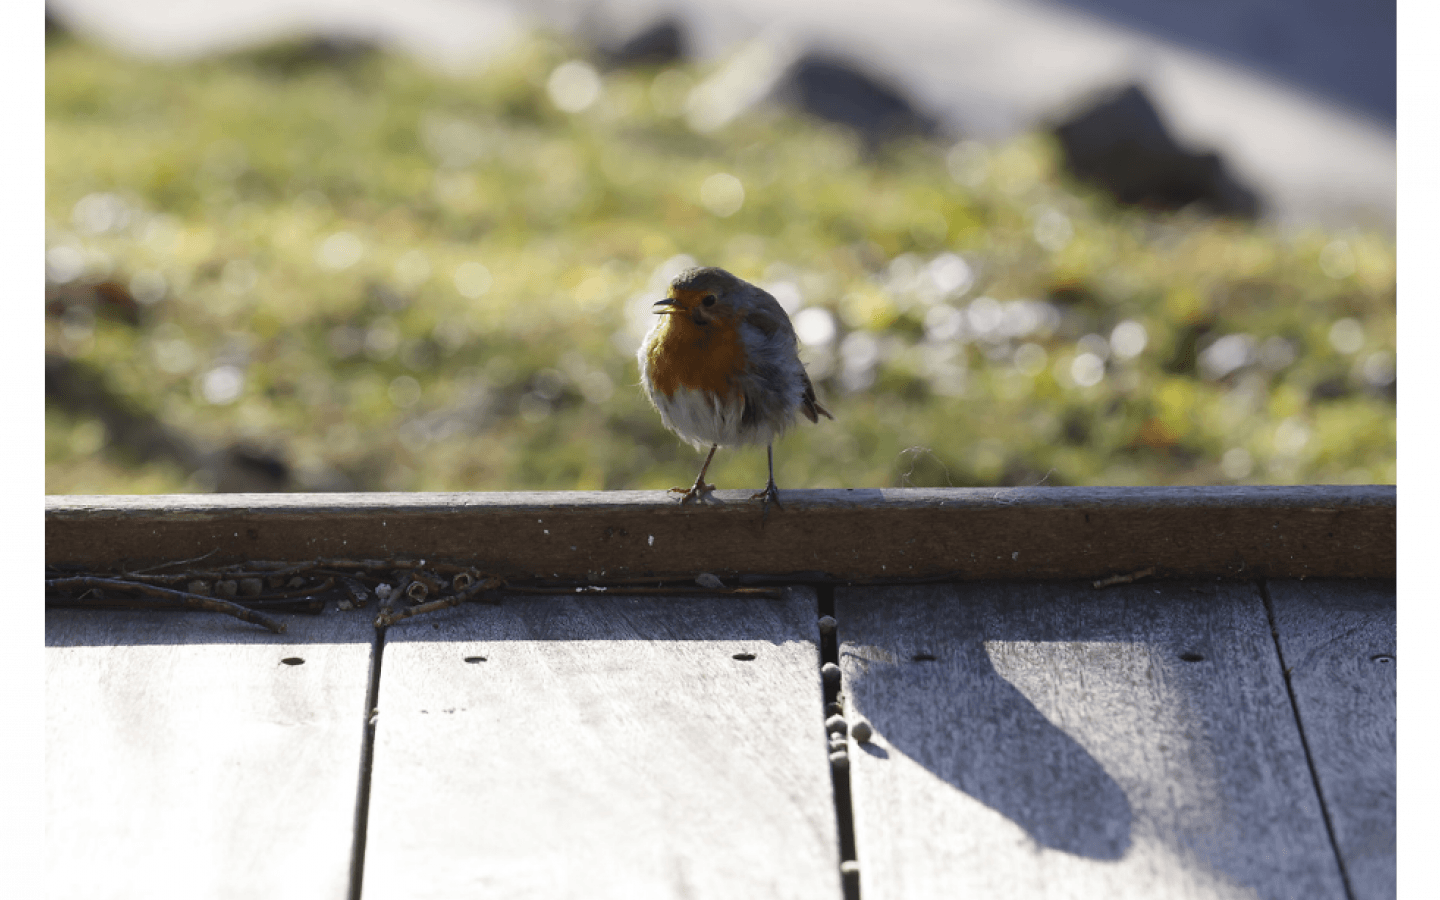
[750,479,783,521]
[670,479,718,505]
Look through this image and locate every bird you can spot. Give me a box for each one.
[638,266,832,515]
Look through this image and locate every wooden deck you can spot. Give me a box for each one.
[45,487,1395,899]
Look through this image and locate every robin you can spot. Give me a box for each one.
[638,266,832,514]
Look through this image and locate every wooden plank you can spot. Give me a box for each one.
[45,485,1395,580]
[835,581,1347,900]
[46,608,376,900]
[1268,579,1396,900]
[362,590,841,899]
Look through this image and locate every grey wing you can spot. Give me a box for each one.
[742,293,795,340]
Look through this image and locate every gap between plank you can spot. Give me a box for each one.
[349,622,386,900]
[818,584,861,900]
[1259,579,1357,900]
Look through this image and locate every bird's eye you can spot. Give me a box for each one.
[702,295,717,307]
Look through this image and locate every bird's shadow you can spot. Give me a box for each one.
[839,583,1148,861]
[844,634,1132,859]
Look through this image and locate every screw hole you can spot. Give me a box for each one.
[911,653,936,662]
[281,657,305,666]
[1371,654,1394,664]
[1179,652,1205,663]
[463,656,487,664]
[732,652,756,661]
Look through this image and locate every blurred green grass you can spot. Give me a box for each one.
[44,30,1396,495]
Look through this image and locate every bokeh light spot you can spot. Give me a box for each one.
[1070,352,1105,387]
[548,60,601,113]
[199,365,244,405]
[1328,318,1364,354]
[454,261,493,299]
[1110,320,1148,360]
[700,172,745,217]
[318,232,364,271]
[794,307,838,347]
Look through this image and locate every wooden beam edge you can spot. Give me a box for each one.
[45,486,1396,580]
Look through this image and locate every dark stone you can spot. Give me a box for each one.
[1309,374,1350,402]
[46,6,68,38]
[776,53,937,148]
[1052,84,1260,217]
[233,36,382,76]
[598,19,687,67]
[215,444,292,493]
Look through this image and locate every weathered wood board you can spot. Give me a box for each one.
[45,609,377,900]
[45,486,1396,580]
[1268,579,1396,900]
[836,581,1347,900]
[362,590,841,899]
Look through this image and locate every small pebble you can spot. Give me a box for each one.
[829,749,849,771]
[186,580,210,596]
[239,578,264,597]
[216,580,238,599]
[695,573,725,589]
[851,720,874,744]
[825,714,848,736]
[824,701,843,718]
[817,615,837,635]
[821,662,842,686]
[829,734,847,752]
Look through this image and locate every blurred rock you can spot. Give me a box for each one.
[212,443,292,493]
[46,5,69,38]
[1308,374,1350,402]
[776,53,937,148]
[231,35,382,76]
[1053,84,1260,217]
[46,280,143,326]
[46,352,354,492]
[597,19,687,68]
[47,353,199,471]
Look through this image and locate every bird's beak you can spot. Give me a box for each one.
[653,296,678,315]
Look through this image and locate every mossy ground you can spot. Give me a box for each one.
[45,32,1395,494]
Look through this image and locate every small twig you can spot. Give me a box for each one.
[122,548,220,576]
[503,584,784,598]
[339,577,371,610]
[375,575,504,627]
[253,577,336,601]
[207,558,425,579]
[409,570,443,601]
[47,576,286,634]
[1093,566,1157,589]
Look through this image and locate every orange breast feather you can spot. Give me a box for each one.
[646,312,747,399]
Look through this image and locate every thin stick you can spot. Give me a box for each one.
[502,585,783,598]
[375,575,504,627]
[1093,566,1157,589]
[122,548,220,576]
[47,577,287,634]
[339,576,371,609]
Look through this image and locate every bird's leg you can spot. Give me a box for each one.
[751,444,783,518]
[670,444,719,504]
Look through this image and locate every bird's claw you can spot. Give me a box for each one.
[670,480,718,505]
[751,479,783,520]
